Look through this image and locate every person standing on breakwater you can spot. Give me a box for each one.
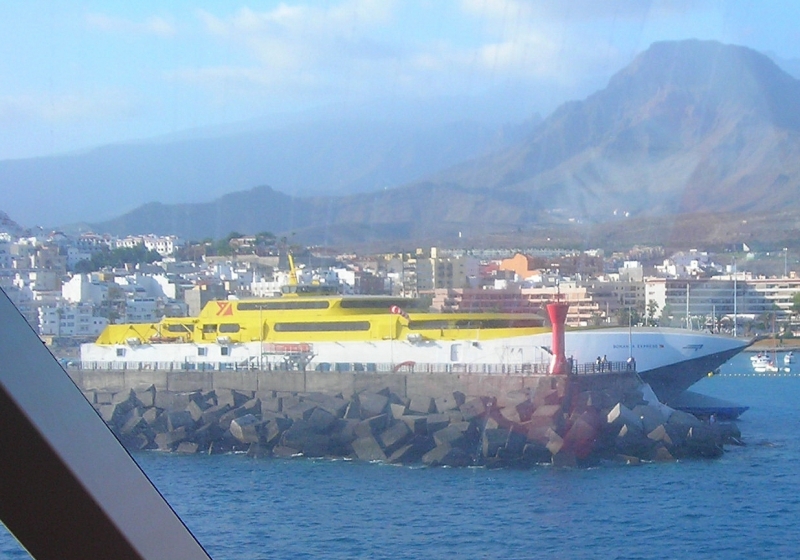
[595,356,602,372]
[602,355,609,372]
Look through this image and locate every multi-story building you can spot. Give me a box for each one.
[38,303,109,338]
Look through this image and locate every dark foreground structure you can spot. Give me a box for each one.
[90,370,741,467]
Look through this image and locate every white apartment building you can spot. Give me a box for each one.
[38,303,108,337]
[117,235,183,256]
[62,274,109,305]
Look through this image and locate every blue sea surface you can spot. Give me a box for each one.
[3,352,800,559]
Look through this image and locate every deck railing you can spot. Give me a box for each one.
[74,359,635,375]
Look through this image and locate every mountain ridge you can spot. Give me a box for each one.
[74,40,800,248]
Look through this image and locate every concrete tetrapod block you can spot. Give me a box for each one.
[354,414,389,438]
[344,398,361,420]
[434,394,460,413]
[283,401,318,422]
[607,403,643,431]
[545,428,564,456]
[217,406,250,431]
[390,403,407,420]
[433,422,472,448]
[532,404,563,421]
[193,423,225,448]
[563,416,599,459]
[134,385,157,409]
[167,410,195,432]
[216,389,253,409]
[421,443,472,467]
[97,404,116,424]
[651,444,676,462]
[387,436,436,464]
[379,421,412,454]
[666,409,703,432]
[424,414,450,435]
[358,392,389,418]
[263,417,293,446]
[685,425,723,458]
[111,389,138,405]
[459,398,488,421]
[482,428,510,458]
[646,424,673,446]
[516,400,536,423]
[260,397,283,414]
[517,442,551,465]
[408,397,436,415]
[141,407,161,426]
[307,407,337,434]
[400,415,427,435]
[155,426,188,451]
[633,404,668,435]
[281,395,302,410]
[186,399,210,422]
[176,442,199,454]
[119,410,147,436]
[533,388,561,408]
[352,435,387,462]
[615,422,654,458]
[303,393,349,418]
[230,414,262,444]
[239,397,262,416]
[200,404,232,426]
[498,430,527,461]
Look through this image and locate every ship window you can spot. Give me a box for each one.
[197,347,207,356]
[219,323,240,333]
[237,300,330,311]
[116,348,125,357]
[221,346,230,356]
[166,324,194,333]
[339,299,416,309]
[202,324,217,334]
[409,318,543,330]
[274,321,371,332]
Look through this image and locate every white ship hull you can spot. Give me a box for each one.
[81,327,748,402]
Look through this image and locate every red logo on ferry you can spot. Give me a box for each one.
[215,302,233,316]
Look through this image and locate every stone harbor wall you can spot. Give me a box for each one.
[83,372,742,468]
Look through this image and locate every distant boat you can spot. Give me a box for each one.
[752,353,779,373]
[784,351,795,365]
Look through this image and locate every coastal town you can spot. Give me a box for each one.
[2,225,799,352]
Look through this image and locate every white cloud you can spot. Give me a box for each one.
[85,13,177,37]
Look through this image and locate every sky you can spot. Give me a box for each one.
[2,0,800,161]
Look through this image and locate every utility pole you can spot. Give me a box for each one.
[733,258,738,337]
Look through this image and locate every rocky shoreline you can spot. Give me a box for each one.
[88,372,742,468]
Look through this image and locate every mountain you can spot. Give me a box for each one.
[95,40,800,248]
[430,39,800,222]
[0,113,531,228]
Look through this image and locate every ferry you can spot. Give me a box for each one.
[80,284,749,404]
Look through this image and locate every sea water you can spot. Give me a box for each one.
[3,352,800,559]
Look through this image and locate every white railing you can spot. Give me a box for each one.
[75,360,634,375]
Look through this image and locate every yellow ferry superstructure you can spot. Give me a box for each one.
[83,291,553,370]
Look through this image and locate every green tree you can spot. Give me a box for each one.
[646,300,660,326]
[792,293,800,316]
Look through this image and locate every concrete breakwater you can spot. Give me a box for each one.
[78,370,741,467]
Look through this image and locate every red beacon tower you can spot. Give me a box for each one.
[546,300,570,375]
